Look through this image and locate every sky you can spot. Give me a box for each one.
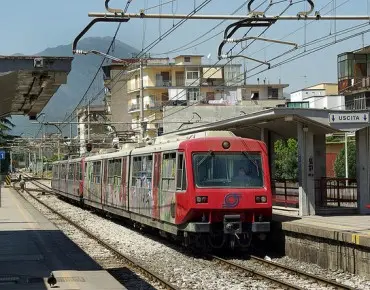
[1,0,370,93]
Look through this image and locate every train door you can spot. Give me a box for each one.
[160,152,176,223]
[103,159,109,206]
[51,164,59,191]
[152,153,161,219]
[79,158,85,199]
[121,157,128,210]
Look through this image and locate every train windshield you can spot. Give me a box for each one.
[193,152,263,188]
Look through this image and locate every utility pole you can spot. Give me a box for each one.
[57,138,60,161]
[139,59,145,142]
[345,132,348,184]
[87,104,90,143]
[10,151,13,173]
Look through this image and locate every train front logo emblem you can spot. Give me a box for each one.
[223,193,242,208]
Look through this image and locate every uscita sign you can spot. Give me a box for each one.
[329,113,369,124]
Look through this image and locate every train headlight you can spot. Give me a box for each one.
[255,196,267,203]
[222,141,231,149]
[196,196,208,203]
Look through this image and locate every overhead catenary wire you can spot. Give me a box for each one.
[161,0,306,118]
[62,0,213,129]
[62,0,134,126]
[161,0,354,118]
[163,12,364,119]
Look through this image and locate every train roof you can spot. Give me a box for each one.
[52,131,256,163]
[132,130,237,155]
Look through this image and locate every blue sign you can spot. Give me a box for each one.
[0,150,5,160]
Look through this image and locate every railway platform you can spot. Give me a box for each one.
[271,210,370,279]
[0,185,126,290]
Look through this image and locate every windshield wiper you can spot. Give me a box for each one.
[197,150,214,167]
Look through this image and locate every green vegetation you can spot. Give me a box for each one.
[334,142,357,179]
[274,138,298,181]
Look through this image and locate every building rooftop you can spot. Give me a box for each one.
[174,54,204,58]
[242,83,289,88]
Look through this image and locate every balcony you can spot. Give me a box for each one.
[155,80,172,87]
[339,77,370,94]
[128,101,164,112]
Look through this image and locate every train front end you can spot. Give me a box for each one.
[177,136,272,249]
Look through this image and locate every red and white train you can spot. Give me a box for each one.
[51,131,272,249]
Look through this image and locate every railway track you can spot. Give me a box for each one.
[13,182,179,290]
[22,176,358,290]
[211,255,356,290]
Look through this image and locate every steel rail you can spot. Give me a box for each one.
[249,255,356,290]
[88,13,370,21]
[13,183,179,290]
[212,255,356,290]
[212,255,304,290]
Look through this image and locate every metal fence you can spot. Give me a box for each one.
[271,177,358,209]
[315,177,357,208]
[271,179,299,208]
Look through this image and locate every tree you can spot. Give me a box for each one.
[274,138,298,180]
[334,142,356,179]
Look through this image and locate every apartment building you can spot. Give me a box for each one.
[338,46,370,109]
[104,55,244,138]
[77,105,114,154]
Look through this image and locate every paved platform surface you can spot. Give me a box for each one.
[0,185,126,290]
[273,208,370,248]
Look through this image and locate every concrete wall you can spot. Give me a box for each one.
[272,227,370,279]
[174,56,202,65]
[290,89,325,102]
[109,70,132,133]
[163,100,285,133]
[242,87,285,100]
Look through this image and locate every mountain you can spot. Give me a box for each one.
[11,37,139,136]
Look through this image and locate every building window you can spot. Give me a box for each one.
[268,88,278,99]
[251,91,259,100]
[187,88,200,101]
[184,56,191,63]
[186,71,199,79]
[287,102,309,108]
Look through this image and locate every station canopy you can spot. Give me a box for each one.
[0,55,73,119]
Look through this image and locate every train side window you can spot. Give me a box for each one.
[68,163,75,180]
[108,159,115,184]
[131,155,152,188]
[93,161,101,184]
[108,158,122,185]
[176,153,187,191]
[114,158,122,185]
[61,164,66,179]
[53,165,59,179]
[76,162,81,180]
[162,152,176,191]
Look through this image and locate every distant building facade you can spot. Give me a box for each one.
[338,46,370,110]
[77,105,113,154]
[103,54,252,138]
[289,83,344,110]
